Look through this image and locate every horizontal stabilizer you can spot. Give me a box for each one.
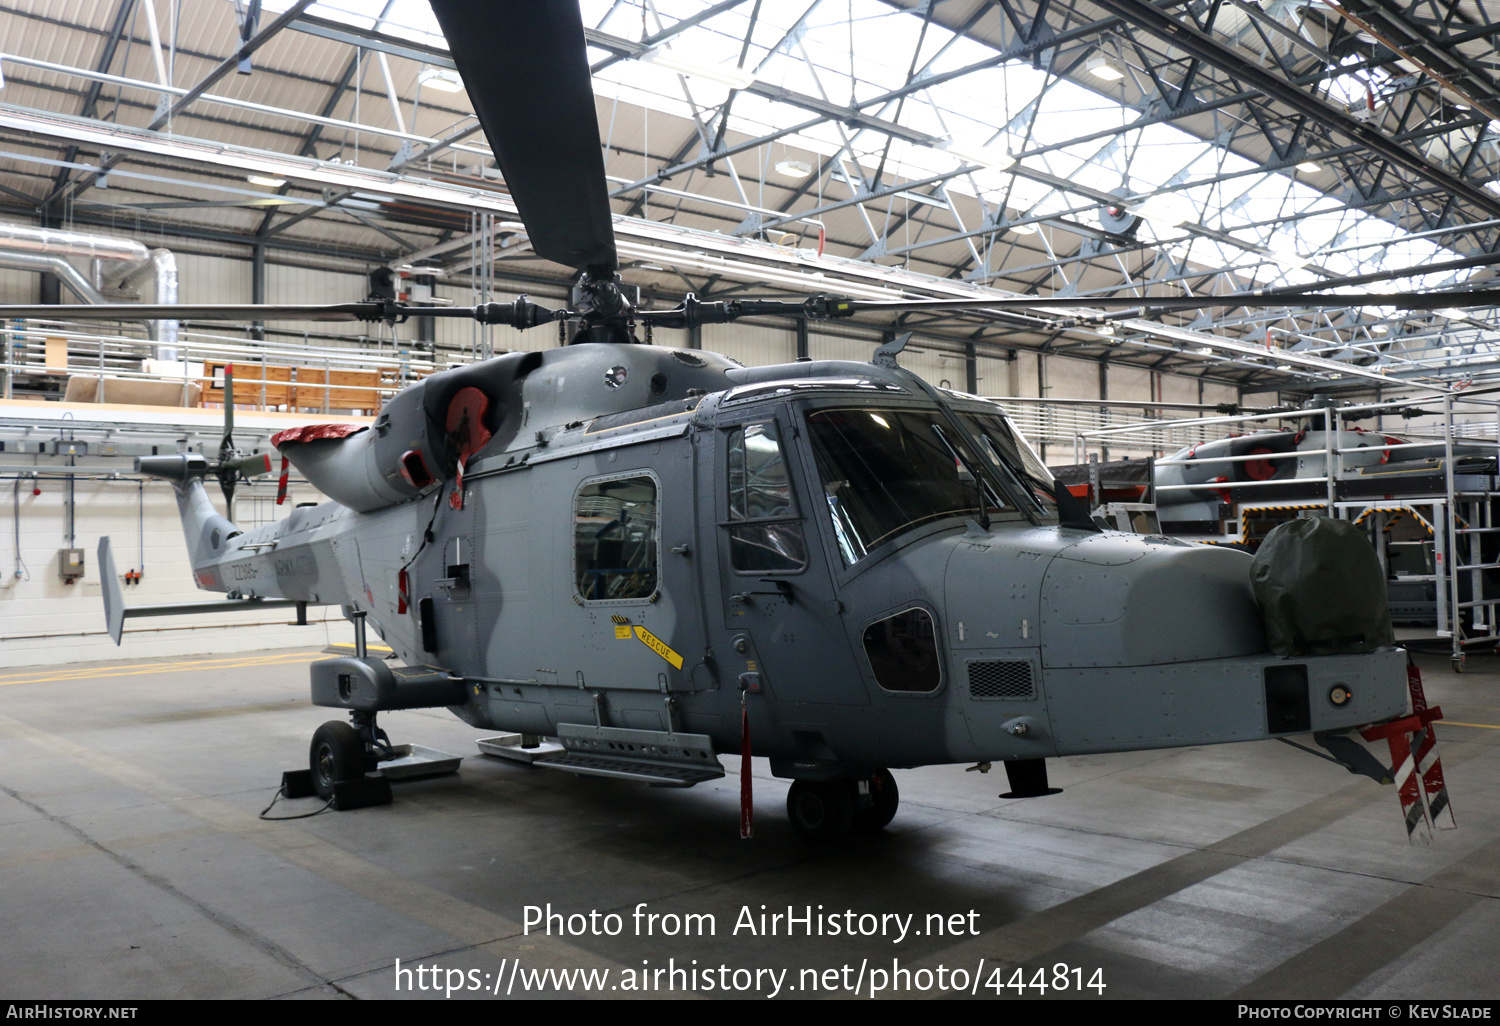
[96,540,322,647]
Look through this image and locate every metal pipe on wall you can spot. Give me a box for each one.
[0,251,106,305]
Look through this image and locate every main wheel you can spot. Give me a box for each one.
[786,779,854,842]
[310,721,369,800]
[855,769,899,831]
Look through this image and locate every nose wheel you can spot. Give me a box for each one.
[786,769,899,841]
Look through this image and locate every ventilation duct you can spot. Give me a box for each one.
[0,251,105,306]
[0,224,178,353]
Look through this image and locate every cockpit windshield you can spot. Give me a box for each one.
[806,407,1016,565]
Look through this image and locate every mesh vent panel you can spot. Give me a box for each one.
[968,661,1034,699]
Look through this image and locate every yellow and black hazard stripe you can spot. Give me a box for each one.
[1239,504,1326,544]
[1351,505,1436,536]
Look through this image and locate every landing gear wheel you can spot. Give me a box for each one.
[1453,655,1467,673]
[310,721,370,800]
[786,779,854,842]
[855,769,899,831]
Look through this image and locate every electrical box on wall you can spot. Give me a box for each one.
[58,548,85,583]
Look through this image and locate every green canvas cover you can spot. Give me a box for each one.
[1250,516,1396,657]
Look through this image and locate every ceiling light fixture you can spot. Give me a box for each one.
[1296,160,1321,173]
[418,66,464,93]
[641,49,756,90]
[246,174,286,187]
[1086,55,1126,81]
[774,159,812,179]
[1007,221,1038,235]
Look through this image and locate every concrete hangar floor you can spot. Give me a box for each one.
[0,646,1497,1001]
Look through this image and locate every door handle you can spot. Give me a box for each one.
[730,579,795,604]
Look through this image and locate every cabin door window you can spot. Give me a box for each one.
[573,474,660,602]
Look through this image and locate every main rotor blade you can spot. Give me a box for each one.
[429,1,617,276]
[0,303,392,321]
[6,284,1496,334]
[834,288,1500,316]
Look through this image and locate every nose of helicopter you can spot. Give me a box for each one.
[941,529,1407,761]
[1036,533,1265,668]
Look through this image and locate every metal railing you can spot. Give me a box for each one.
[994,401,1238,454]
[2,318,438,413]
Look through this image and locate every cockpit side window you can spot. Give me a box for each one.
[574,474,659,602]
[726,421,808,573]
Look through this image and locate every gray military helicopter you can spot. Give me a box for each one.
[9,1,1481,840]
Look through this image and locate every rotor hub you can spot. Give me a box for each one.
[569,271,642,345]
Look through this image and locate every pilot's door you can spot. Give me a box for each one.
[715,412,866,707]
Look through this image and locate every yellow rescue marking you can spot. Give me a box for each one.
[614,625,631,640]
[0,651,322,687]
[633,626,683,669]
[1442,721,1500,730]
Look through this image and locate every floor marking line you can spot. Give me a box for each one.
[0,652,323,686]
[0,651,323,680]
[0,660,317,685]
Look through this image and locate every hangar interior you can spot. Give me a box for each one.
[1,0,1499,1001]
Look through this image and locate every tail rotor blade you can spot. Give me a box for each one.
[221,453,275,478]
[220,364,235,457]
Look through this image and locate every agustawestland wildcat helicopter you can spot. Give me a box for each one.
[5,1,1479,840]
